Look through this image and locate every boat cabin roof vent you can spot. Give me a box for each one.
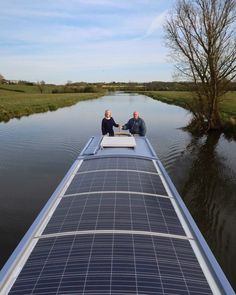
[101,136,136,148]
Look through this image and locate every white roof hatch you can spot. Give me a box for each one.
[101,136,136,148]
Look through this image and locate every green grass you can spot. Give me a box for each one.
[140,90,236,137]
[140,91,236,120]
[0,86,105,122]
[0,84,56,94]
[220,92,236,118]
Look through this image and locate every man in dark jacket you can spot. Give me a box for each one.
[122,111,146,136]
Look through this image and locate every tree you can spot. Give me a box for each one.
[37,80,46,94]
[0,74,5,83]
[165,0,236,131]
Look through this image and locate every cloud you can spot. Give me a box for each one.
[1,51,172,83]
[4,25,114,45]
[1,8,73,19]
[0,0,173,83]
[0,13,160,47]
[1,37,169,83]
[76,0,126,6]
[144,11,167,37]
[50,0,132,11]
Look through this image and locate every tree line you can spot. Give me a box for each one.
[1,75,236,93]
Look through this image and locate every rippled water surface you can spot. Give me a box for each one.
[0,92,235,290]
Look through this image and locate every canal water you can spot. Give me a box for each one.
[0,92,235,291]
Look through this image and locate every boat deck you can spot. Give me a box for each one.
[0,135,234,294]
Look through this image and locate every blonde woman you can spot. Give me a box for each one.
[101,110,119,136]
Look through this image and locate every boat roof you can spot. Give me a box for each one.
[81,135,157,158]
[0,134,234,294]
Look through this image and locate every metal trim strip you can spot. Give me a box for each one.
[62,191,171,199]
[36,229,192,241]
[76,169,159,176]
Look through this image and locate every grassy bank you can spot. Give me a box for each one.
[0,84,55,94]
[140,91,236,122]
[0,87,105,122]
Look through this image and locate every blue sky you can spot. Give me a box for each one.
[1,0,175,84]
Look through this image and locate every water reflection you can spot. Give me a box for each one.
[171,132,236,287]
[0,92,235,291]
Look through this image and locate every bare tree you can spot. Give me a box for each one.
[165,0,236,131]
[0,74,5,83]
[37,80,46,94]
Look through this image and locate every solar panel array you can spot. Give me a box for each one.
[65,171,167,196]
[43,193,185,236]
[78,157,157,173]
[8,156,214,294]
[9,234,212,295]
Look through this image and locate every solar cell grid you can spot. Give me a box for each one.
[79,157,157,173]
[9,234,213,294]
[43,193,185,236]
[65,171,167,196]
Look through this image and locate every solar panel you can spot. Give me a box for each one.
[43,193,185,236]
[65,171,167,196]
[79,157,157,173]
[3,136,232,295]
[9,234,213,294]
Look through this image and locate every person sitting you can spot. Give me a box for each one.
[101,109,120,136]
[122,111,146,136]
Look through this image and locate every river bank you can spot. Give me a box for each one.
[140,91,236,127]
[0,90,105,122]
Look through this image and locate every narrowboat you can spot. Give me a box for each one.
[0,134,234,294]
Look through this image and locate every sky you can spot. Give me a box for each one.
[0,0,175,84]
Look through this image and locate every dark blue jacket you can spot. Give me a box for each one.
[102,117,119,136]
[122,118,146,136]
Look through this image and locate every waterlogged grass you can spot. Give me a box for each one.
[141,91,236,120]
[0,91,104,122]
